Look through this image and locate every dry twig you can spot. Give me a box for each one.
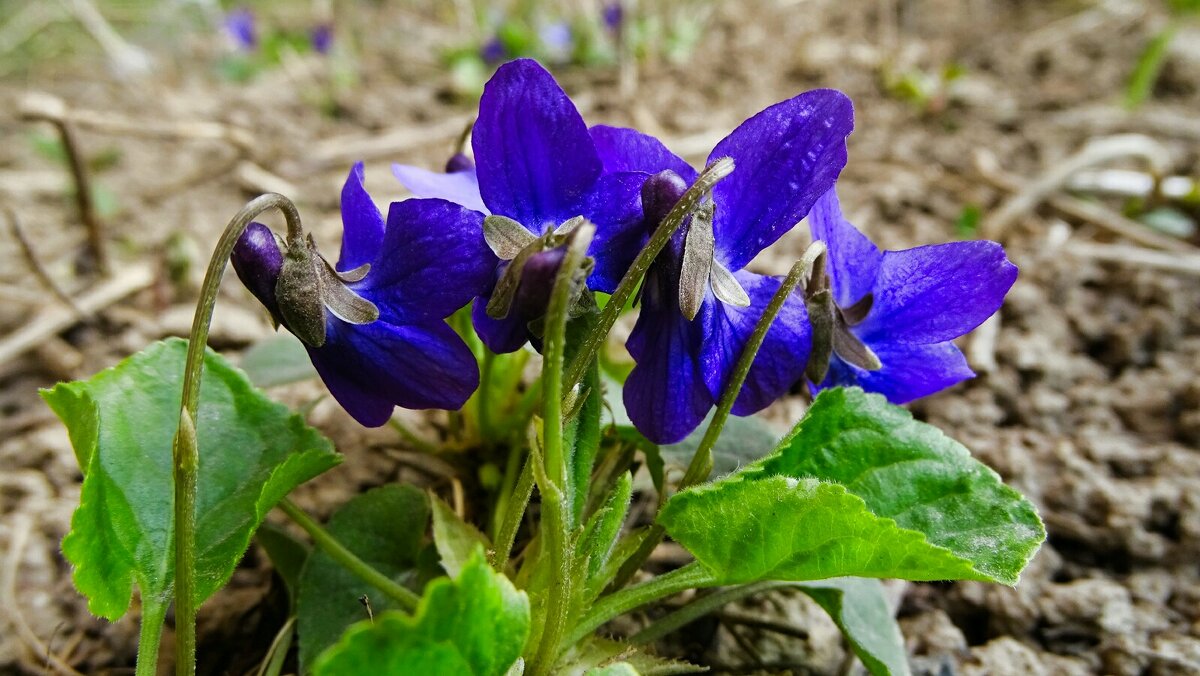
[974,149,1194,252]
[18,94,110,275]
[2,516,87,676]
[0,262,156,367]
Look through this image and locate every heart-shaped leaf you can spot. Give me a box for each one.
[796,578,909,676]
[41,338,339,622]
[659,387,1043,586]
[312,548,529,676]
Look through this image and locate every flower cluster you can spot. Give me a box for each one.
[233,59,1017,443]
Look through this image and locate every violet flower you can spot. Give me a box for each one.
[807,189,1018,402]
[231,163,495,426]
[591,90,854,443]
[224,8,257,51]
[602,2,624,34]
[392,59,646,353]
[310,23,334,55]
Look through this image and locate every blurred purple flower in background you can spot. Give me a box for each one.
[310,23,334,55]
[808,189,1018,402]
[603,2,624,34]
[480,36,507,64]
[231,164,495,425]
[223,7,257,51]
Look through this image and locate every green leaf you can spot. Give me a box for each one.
[431,495,491,577]
[313,549,530,676]
[41,338,339,621]
[256,522,311,607]
[660,387,1044,586]
[796,578,909,676]
[751,387,1044,585]
[567,637,703,675]
[566,361,603,525]
[240,333,318,388]
[586,664,639,676]
[579,471,633,604]
[297,485,430,671]
[1125,24,1178,110]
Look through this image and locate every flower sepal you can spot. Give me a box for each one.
[275,233,379,348]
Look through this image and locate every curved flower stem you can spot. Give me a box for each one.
[629,580,794,645]
[561,157,735,398]
[680,243,824,487]
[611,245,824,591]
[565,561,716,648]
[277,498,420,611]
[530,223,595,676]
[171,193,303,676]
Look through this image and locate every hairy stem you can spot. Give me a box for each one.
[278,498,419,611]
[530,224,595,675]
[172,193,304,676]
[566,561,716,647]
[561,158,735,397]
[134,600,167,676]
[630,581,792,645]
[612,248,822,590]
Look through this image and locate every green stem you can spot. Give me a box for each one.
[529,224,595,676]
[561,157,735,397]
[257,616,296,676]
[278,498,420,611]
[478,349,496,441]
[172,193,304,676]
[491,457,534,571]
[135,600,167,676]
[566,561,716,647]
[388,418,439,455]
[630,581,792,645]
[612,249,820,590]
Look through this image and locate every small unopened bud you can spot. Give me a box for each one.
[641,170,689,232]
[231,222,284,321]
[512,247,567,322]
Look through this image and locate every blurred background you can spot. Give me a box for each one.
[1,1,1199,674]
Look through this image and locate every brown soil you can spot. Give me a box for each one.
[2,1,1198,674]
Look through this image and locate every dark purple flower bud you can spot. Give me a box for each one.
[224,8,257,51]
[480,37,506,65]
[640,170,689,234]
[603,2,624,32]
[445,152,475,174]
[231,222,283,322]
[310,23,334,55]
[511,247,567,322]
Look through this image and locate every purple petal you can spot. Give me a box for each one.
[473,59,600,229]
[338,162,386,272]
[697,271,811,416]
[589,125,698,182]
[309,315,480,425]
[709,89,854,271]
[623,280,713,444]
[814,341,975,404]
[362,199,496,322]
[857,241,1018,345]
[583,171,648,293]
[224,8,256,50]
[391,164,489,215]
[809,188,880,308]
[471,295,531,354]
